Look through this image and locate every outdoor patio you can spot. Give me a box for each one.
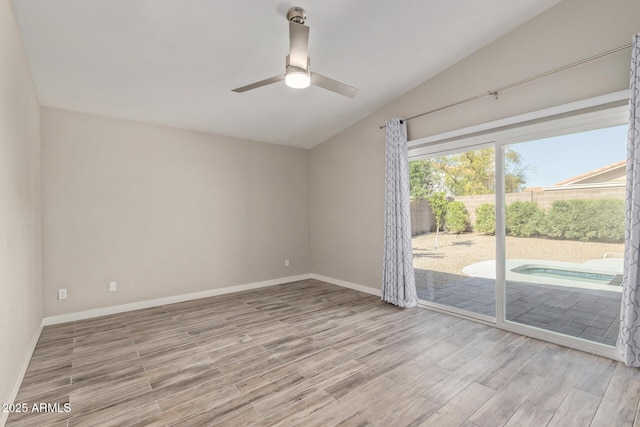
[415,269,621,346]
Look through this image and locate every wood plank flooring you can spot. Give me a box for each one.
[6,279,640,426]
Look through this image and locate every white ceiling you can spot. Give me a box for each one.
[11,0,561,149]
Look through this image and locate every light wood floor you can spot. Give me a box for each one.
[6,279,640,426]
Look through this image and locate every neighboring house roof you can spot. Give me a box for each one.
[522,160,626,193]
[553,160,626,186]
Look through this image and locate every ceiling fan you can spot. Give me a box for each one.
[231,7,359,98]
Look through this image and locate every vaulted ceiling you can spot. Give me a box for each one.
[11,0,561,148]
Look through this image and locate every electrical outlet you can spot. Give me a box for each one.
[109,281,117,292]
[284,259,290,267]
[58,288,67,300]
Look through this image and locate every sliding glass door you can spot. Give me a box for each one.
[408,99,628,356]
[410,147,496,321]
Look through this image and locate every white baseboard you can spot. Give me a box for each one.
[42,274,312,326]
[0,323,43,427]
[41,273,380,326]
[310,274,381,297]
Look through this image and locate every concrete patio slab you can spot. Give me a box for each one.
[415,268,620,346]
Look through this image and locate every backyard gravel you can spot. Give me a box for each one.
[412,232,624,279]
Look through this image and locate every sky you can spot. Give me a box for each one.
[509,125,627,188]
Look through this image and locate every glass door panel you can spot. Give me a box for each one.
[504,125,626,346]
[410,148,496,319]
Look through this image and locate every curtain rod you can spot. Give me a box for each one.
[379,43,633,130]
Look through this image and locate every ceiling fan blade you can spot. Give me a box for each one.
[310,73,360,98]
[289,21,309,69]
[231,75,285,93]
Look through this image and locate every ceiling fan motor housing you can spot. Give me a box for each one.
[286,55,310,73]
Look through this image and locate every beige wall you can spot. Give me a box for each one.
[0,0,42,411]
[42,108,309,316]
[310,0,640,290]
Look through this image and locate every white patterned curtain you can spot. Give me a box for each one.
[382,118,418,308]
[618,33,640,366]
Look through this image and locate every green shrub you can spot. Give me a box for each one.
[592,200,626,242]
[445,201,469,233]
[545,199,624,242]
[543,200,577,239]
[475,203,496,235]
[506,201,544,237]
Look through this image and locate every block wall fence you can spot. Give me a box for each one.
[410,186,625,235]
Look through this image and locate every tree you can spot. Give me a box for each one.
[409,159,437,200]
[428,191,448,249]
[432,147,530,196]
[504,149,530,193]
[435,149,495,196]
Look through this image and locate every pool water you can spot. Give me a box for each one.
[512,265,618,285]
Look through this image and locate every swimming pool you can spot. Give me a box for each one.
[462,259,624,291]
[511,264,620,286]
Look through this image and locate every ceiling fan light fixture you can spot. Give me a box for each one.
[285,68,310,89]
[231,7,359,97]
